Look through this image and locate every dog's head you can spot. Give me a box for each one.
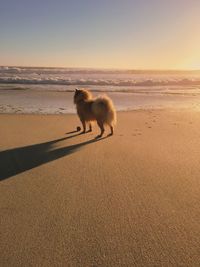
[74,88,92,104]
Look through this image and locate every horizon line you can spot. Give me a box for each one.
[1,65,200,72]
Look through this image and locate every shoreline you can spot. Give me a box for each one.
[0,106,200,116]
[1,84,200,115]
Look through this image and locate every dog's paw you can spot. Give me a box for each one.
[95,134,102,139]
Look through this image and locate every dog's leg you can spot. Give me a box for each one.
[81,120,86,133]
[108,125,114,136]
[96,121,104,138]
[88,122,92,132]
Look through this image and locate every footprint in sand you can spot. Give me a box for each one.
[132,132,142,136]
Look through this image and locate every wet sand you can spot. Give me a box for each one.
[1,87,200,114]
[0,110,200,266]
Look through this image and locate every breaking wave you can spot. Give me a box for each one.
[1,66,200,89]
[1,77,200,87]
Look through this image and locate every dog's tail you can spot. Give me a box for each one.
[92,95,117,126]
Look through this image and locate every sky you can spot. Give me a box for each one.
[0,0,200,69]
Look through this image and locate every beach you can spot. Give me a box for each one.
[2,0,200,264]
[1,110,200,266]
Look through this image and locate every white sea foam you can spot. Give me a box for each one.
[1,76,200,88]
[1,66,200,87]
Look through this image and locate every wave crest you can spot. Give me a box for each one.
[1,77,200,87]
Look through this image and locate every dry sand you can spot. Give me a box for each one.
[0,110,200,266]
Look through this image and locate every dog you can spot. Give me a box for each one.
[74,88,116,137]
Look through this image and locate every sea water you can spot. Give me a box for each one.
[0,66,200,114]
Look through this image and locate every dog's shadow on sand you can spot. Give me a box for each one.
[0,133,107,181]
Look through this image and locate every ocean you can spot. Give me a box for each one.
[0,66,200,114]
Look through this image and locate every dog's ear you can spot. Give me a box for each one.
[75,88,79,92]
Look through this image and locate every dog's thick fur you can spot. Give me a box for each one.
[74,88,116,137]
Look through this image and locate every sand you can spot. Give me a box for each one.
[0,110,200,266]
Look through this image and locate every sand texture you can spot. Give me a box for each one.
[0,110,200,266]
